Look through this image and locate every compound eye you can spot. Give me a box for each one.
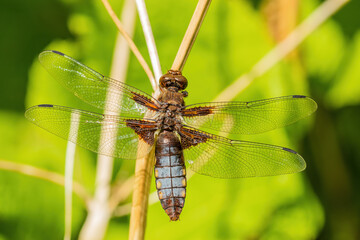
[175,75,188,90]
[159,74,172,88]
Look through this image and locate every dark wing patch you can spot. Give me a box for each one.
[178,126,212,149]
[126,119,158,145]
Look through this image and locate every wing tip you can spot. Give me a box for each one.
[292,95,318,111]
[25,104,55,121]
[39,50,66,63]
[282,147,307,172]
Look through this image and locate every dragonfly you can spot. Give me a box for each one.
[25,50,317,221]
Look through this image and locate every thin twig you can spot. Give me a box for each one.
[79,0,137,239]
[135,0,162,87]
[214,0,349,102]
[171,0,212,71]
[113,202,132,217]
[0,159,90,205]
[64,144,76,240]
[64,113,80,240]
[109,175,135,211]
[101,0,156,89]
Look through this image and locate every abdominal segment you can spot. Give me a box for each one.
[155,130,187,221]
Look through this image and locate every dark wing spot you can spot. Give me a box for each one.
[38,104,54,108]
[292,95,306,98]
[282,147,297,154]
[51,50,65,56]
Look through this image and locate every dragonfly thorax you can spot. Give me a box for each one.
[158,114,182,131]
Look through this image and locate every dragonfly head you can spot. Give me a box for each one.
[160,70,188,92]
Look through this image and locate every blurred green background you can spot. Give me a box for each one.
[0,0,359,239]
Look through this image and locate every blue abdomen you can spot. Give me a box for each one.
[155,130,186,221]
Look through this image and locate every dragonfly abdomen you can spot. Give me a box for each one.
[155,130,186,221]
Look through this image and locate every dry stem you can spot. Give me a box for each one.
[79,0,137,239]
[0,159,90,205]
[101,0,156,89]
[135,0,162,84]
[171,0,212,71]
[109,175,135,210]
[129,148,154,240]
[128,1,163,239]
[64,113,80,240]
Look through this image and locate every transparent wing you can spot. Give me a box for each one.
[25,105,157,159]
[182,95,317,135]
[39,50,160,117]
[180,127,305,178]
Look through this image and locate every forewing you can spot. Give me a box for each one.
[25,105,157,159]
[182,95,317,134]
[179,127,306,178]
[39,50,160,117]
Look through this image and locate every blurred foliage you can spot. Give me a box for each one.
[0,0,359,239]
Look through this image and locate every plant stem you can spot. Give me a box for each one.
[128,1,163,239]
[128,148,154,240]
[214,0,349,102]
[0,159,90,205]
[79,0,137,239]
[109,176,134,211]
[171,0,212,71]
[135,0,162,85]
[64,113,80,240]
[101,0,156,88]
